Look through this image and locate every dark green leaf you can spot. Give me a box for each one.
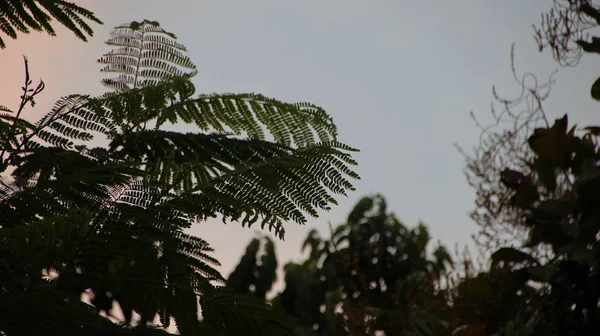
[491,247,538,269]
[584,126,600,135]
[591,76,600,100]
[533,158,557,192]
[527,265,556,283]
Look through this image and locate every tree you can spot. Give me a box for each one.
[456,47,562,256]
[270,195,453,336]
[227,234,278,299]
[456,113,600,336]
[459,1,600,257]
[0,19,359,336]
[478,5,600,331]
[0,0,102,48]
[452,3,600,335]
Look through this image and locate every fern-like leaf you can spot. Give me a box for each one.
[99,20,197,90]
[0,16,361,335]
[90,79,338,147]
[0,0,102,49]
[110,130,358,238]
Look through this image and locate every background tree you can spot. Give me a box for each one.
[227,234,278,299]
[0,18,359,336]
[230,194,454,336]
[456,49,562,257]
[312,195,452,336]
[452,2,600,335]
[456,113,600,336]
[0,0,102,48]
[459,1,600,258]
[474,4,600,332]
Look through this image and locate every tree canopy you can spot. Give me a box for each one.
[453,1,600,335]
[3,1,600,336]
[0,15,359,336]
[228,195,454,335]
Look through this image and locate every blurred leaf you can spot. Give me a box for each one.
[459,323,487,336]
[500,169,529,190]
[512,189,539,208]
[429,319,450,336]
[527,265,555,283]
[528,132,560,161]
[568,124,577,137]
[559,243,598,263]
[591,76,600,100]
[584,126,600,135]
[559,221,580,238]
[533,158,557,192]
[528,116,569,165]
[536,199,573,217]
[416,318,433,336]
[552,114,569,133]
[576,164,600,183]
[504,321,517,336]
[501,169,539,207]
[524,226,544,248]
[491,247,538,269]
[347,196,374,224]
[501,268,531,293]
[460,276,491,299]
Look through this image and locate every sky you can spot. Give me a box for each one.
[0,0,597,285]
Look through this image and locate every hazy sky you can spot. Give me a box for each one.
[0,0,597,281]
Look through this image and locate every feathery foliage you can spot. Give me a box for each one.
[0,0,102,49]
[99,20,198,90]
[0,18,359,336]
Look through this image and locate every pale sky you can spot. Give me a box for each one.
[0,0,597,283]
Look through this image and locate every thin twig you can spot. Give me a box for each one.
[0,56,45,166]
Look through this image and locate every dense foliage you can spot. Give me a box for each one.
[458,0,600,255]
[0,15,359,336]
[453,1,600,335]
[0,0,102,48]
[229,195,454,335]
[3,1,600,336]
[227,235,278,299]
